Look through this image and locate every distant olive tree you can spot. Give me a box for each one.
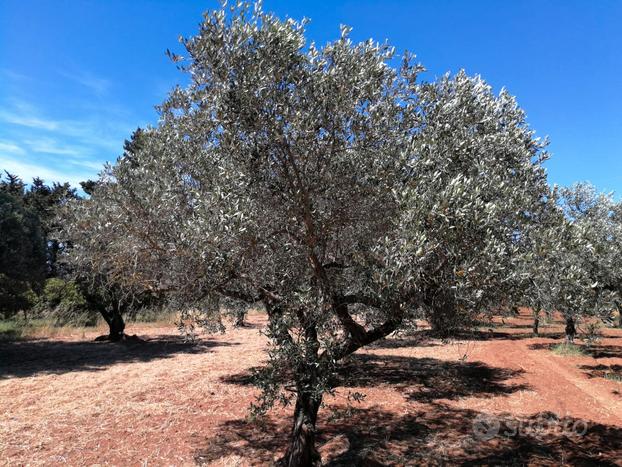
[59,129,159,341]
[62,4,554,464]
[554,184,621,339]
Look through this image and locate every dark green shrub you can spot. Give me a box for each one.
[38,278,97,326]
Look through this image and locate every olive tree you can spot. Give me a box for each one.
[553,183,621,338]
[396,72,551,336]
[62,4,553,464]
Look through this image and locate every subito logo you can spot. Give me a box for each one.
[472,414,501,441]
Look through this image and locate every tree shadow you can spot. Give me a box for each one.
[194,404,622,466]
[368,333,439,350]
[334,354,529,402]
[208,353,622,465]
[0,335,237,379]
[222,354,529,403]
[194,417,287,465]
[579,363,622,381]
[586,344,622,359]
[453,329,566,341]
[322,404,622,466]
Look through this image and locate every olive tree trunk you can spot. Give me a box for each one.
[233,308,247,327]
[565,316,576,343]
[428,305,458,337]
[102,309,125,341]
[283,393,322,467]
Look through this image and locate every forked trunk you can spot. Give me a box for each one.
[283,393,322,467]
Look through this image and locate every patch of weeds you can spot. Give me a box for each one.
[0,320,23,340]
[551,342,587,357]
[582,321,602,349]
[604,372,622,383]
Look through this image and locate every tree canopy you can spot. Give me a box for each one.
[59,4,569,464]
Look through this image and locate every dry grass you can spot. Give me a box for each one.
[1,311,622,465]
[551,342,589,357]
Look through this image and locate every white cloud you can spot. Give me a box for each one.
[0,69,33,82]
[0,83,143,186]
[0,156,91,187]
[0,109,60,130]
[0,140,26,156]
[0,99,133,154]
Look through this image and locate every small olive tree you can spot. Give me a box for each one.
[63,4,553,464]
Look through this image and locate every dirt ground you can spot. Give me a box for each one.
[1,311,621,466]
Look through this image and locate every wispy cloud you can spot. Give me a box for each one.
[58,69,111,95]
[0,61,148,187]
[0,140,26,156]
[0,69,34,83]
[68,158,106,171]
[0,110,60,130]
[0,98,137,186]
[0,156,92,187]
[24,138,89,157]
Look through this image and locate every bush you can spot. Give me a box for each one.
[37,278,97,326]
[0,274,37,318]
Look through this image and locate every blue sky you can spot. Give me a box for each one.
[1,0,620,193]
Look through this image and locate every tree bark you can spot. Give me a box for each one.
[96,308,126,341]
[533,315,539,336]
[283,393,322,467]
[428,305,459,337]
[565,316,576,343]
[233,309,247,327]
[106,310,125,341]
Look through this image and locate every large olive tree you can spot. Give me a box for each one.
[63,4,553,464]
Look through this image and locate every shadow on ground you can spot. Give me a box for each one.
[194,403,622,466]
[335,353,529,402]
[222,353,529,403]
[579,363,622,380]
[0,335,236,378]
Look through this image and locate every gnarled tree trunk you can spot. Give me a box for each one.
[102,309,125,341]
[533,316,539,335]
[283,393,322,467]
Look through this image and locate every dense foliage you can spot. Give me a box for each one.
[0,190,46,317]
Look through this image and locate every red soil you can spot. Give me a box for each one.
[1,311,621,466]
